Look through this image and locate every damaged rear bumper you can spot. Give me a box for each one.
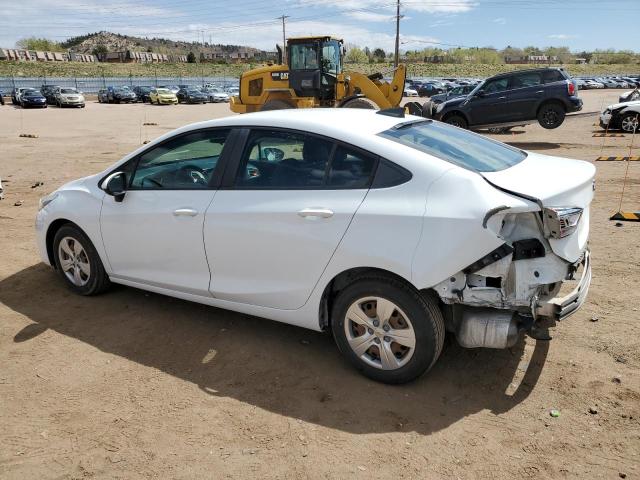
[536,250,591,321]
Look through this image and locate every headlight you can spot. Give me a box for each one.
[38,192,59,211]
[544,207,583,238]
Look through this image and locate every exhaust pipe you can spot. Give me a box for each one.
[455,307,520,349]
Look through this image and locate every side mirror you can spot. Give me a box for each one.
[102,171,127,203]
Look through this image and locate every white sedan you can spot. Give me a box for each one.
[35,109,593,384]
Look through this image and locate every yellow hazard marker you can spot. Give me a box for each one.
[19,133,38,138]
[592,133,625,138]
[143,122,158,126]
[596,156,640,161]
[610,211,640,222]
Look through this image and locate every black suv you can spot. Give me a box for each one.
[432,68,582,130]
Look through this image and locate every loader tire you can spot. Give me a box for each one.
[341,98,375,109]
[261,100,294,111]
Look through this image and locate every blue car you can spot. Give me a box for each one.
[20,90,47,108]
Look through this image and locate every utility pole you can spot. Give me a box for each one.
[394,0,401,68]
[278,14,290,64]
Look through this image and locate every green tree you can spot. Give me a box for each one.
[92,44,108,58]
[187,51,197,63]
[16,37,64,52]
[345,47,367,63]
[373,48,386,61]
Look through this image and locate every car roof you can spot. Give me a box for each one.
[490,67,564,79]
[185,109,412,140]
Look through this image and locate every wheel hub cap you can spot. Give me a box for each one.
[58,237,90,287]
[344,296,416,370]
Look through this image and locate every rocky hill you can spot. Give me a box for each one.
[60,31,261,57]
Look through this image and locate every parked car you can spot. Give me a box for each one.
[597,78,619,88]
[177,87,208,104]
[106,86,137,103]
[133,86,153,103]
[163,85,181,94]
[149,87,178,105]
[226,86,240,96]
[97,89,109,103]
[430,84,476,104]
[54,87,85,108]
[35,109,593,384]
[433,68,582,130]
[600,100,640,132]
[12,87,36,105]
[20,89,47,108]
[0,88,4,105]
[404,86,418,97]
[202,86,229,103]
[417,83,444,97]
[41,85,62,105]
[583,79,604,89]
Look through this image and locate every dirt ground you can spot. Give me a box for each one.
[1,90,639,479]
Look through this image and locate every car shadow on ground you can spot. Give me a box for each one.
[1,264,550,436]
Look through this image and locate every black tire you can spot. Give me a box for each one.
[537,102,565,129]
[341,98,375,109]
[52,224,111,296]
[331,277,445,384]
[260,99,294,111]
[620,112,639,133]
[444,114,468,129]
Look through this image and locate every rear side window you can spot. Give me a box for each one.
[512,72,542,88]
[379,121,526,173]
[327,146,376,188]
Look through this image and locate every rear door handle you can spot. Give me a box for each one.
[497,96,507,100]
[173,208,198,217]
[298,208,334,219]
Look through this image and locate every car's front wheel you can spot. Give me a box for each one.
[444,114,468,129]
[538,102,565,129]
[52,224,111,296]
[331,277,445,384]
[620,112,639,132]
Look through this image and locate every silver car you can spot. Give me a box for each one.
[54,87,85,108]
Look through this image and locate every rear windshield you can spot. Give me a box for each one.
[379,120,526,172]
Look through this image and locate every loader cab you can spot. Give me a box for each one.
[287,36,343,101]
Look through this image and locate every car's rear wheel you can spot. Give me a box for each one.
[52,225,111,296]
[620,112,639,132]
[537,103,565,129]
[444,114,468,129]
[331,277,445,384]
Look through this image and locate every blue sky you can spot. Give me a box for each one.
[1,0,638,52]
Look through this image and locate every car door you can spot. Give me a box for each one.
[467,76,511,125]
[100,128,232,296]
[204,128,377,310]
[505,71,544,121]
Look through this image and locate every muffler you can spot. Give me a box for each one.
[455,307,520,349]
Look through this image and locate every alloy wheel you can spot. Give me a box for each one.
[344,296,416,370]
[58,236,91,287]
[621,114,639,132]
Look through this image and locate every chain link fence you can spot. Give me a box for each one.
[0,75,240,94]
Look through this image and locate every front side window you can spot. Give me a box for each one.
[379,121,526,172]
[131,129,229,189]
[483,77,509,93]
[289,43,319,70]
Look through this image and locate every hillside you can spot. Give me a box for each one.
[0,60,637,79]
[60,31,263,58]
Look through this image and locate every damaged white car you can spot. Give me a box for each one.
[35,109,593,384]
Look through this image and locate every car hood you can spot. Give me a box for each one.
[606,100,640,111]
[483,151,595,262]
[440,96,466,108]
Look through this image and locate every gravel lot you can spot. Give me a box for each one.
[1,90,639,479]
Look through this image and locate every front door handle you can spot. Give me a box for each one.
[497,96,507,100]
[297,208,334,219]
[173,208,198,217]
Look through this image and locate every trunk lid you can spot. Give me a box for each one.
[482,152,595,262]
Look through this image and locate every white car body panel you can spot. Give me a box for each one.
[205,189,368,309]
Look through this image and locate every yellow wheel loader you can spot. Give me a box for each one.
[229,36,407,113]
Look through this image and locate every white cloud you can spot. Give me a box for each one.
[548,34,578,40]
[292,0,476,17]
[493,17,506,25]
[346,11,394,22]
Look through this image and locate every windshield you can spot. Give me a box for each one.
[156,89,170,94]
[379,121,527,172]
[23,90,41,97]
[60,88,77,94]
[290,43,319,70]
